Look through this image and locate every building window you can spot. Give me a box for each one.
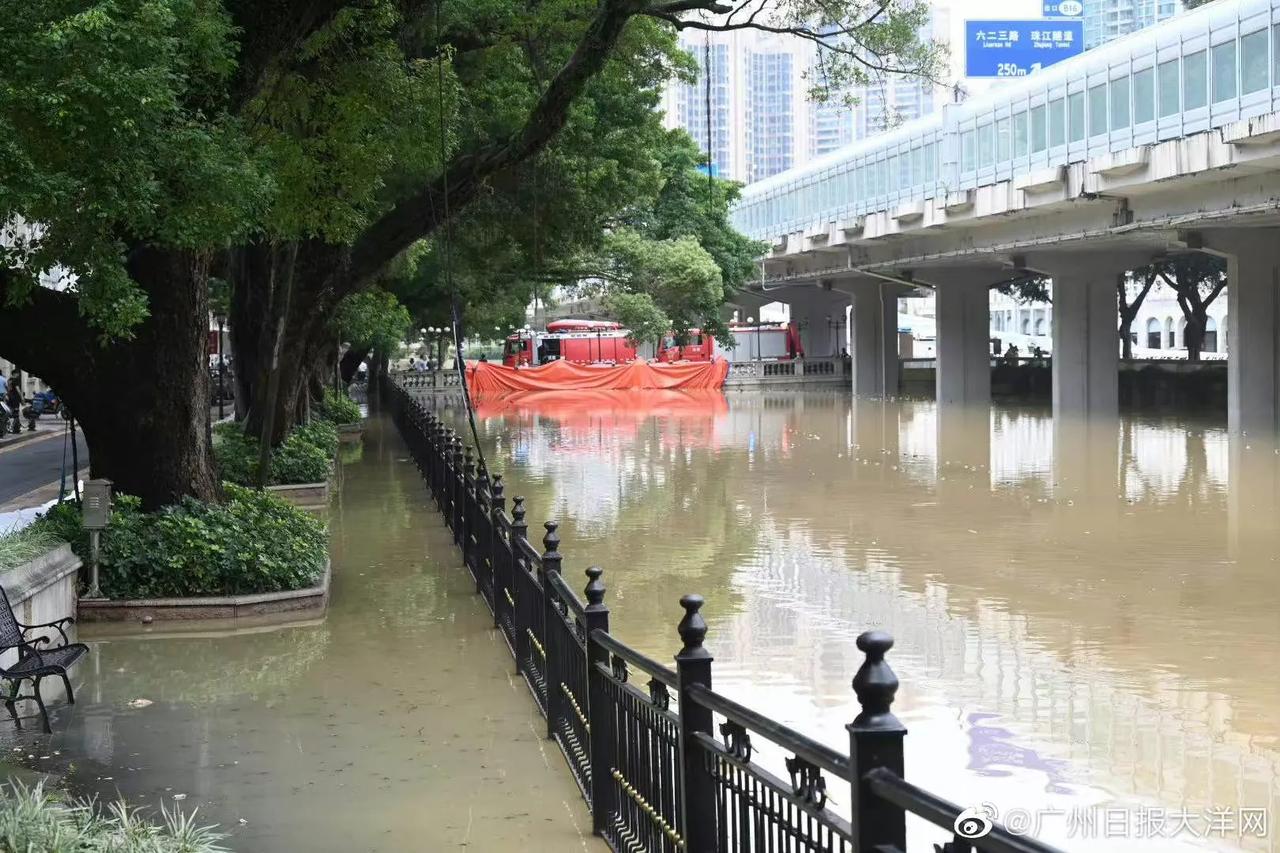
[1242,29,1269,94]
[1134,68,1155,123]
[1012,111,1028,156]
[1089,84,1108,134]
[1035,318,1046,336]
[1146,317,1161,349]
[1068,91,1085,141]
[1110,75,1131,130]
[1158,59,1180,117]
[1185,50,1208,110]
[978,124,994,168]
[1212,40,1238,102]
[1031,105,1047,152]
[1204,316,1218,352]
[996,118,1011,161]
[1049,98,1066,146]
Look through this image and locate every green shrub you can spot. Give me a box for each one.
[317,389,362,425]
[0,525,61,572]
[33,484,327,599]
[0,780,227,851]
[212,420,336,486]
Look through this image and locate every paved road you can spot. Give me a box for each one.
[0,426,89,506]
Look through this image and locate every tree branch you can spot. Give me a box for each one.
[345,0,652,289]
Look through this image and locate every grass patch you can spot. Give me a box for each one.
[33,484,327,599]
[0,526,62,572]
[0,779,226,851]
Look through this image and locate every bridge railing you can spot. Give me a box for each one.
[384,375,1065,853]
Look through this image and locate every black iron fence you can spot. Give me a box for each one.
[385,377,1064,853]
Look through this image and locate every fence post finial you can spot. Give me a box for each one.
[677,594,710,659]
[852,630,901,730]
[848,630,907,853]
[584,566,606,610]
[542,521,562,575]
[583,565,613,832]
[675,593,715,853]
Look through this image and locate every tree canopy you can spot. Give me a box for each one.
[0,0,944,507]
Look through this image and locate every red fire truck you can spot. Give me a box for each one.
[503,319,804,367]
[502,320,639,367]
[656,323,804,363]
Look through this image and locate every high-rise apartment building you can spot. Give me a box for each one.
[1084,0,1184,49]
[664,9,948,185]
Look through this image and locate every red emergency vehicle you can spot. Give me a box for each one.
[503,320,639,367]
[656,323,804,362]
[503,319,804,367]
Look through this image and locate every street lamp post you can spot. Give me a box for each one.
[214,313,227,420]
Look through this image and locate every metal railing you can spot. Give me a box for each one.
[384,375,1065,853]
[726,356,852,382]
[389,368,463,391]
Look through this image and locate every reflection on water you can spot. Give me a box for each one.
[444,389,1280,852]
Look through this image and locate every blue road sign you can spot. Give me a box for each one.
[1043,0,1084,17]
[965,20,1084,78]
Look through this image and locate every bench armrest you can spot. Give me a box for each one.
[20,617,73,647]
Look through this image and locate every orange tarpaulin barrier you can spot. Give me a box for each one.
[472,388,730,423]
[467,358,729,395]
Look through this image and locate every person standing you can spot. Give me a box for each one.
[5,375,22,434]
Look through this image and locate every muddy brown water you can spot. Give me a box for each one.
[4,392,1279,851]
[451,389,1280,852]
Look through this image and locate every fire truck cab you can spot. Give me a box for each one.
[503,320,639,367]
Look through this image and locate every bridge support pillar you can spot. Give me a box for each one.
[1050,269,1120,421]
[933,277,992,407]
[1200,231,1280,436]
[1028,251,1153,423]
[848,282,898,397]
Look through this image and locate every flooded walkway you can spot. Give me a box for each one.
[4,417,597,852]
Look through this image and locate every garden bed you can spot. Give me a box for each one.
[32,485,329,603]
[78,558,330,622]
[265,480,331,508]
[337,422,363,443]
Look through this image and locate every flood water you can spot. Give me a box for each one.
[448,389,1280,852]
[6,390,1278,851]
[1,418,596,852]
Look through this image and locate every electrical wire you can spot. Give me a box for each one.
[434,0,488,473]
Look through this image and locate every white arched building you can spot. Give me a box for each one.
[987,278,1228,359]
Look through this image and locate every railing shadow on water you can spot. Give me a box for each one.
[383,376,1064,853]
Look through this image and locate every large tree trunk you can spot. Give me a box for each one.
[1184,314,1205,362]
[0,249,219,510]
[1119,316,1134,360]
[232,241,350,446]
[340,345,370,384]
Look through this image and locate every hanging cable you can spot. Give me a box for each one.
[434,0,488,472]
[704,30,715,209]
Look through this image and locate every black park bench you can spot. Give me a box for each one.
[0,586,87,733]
